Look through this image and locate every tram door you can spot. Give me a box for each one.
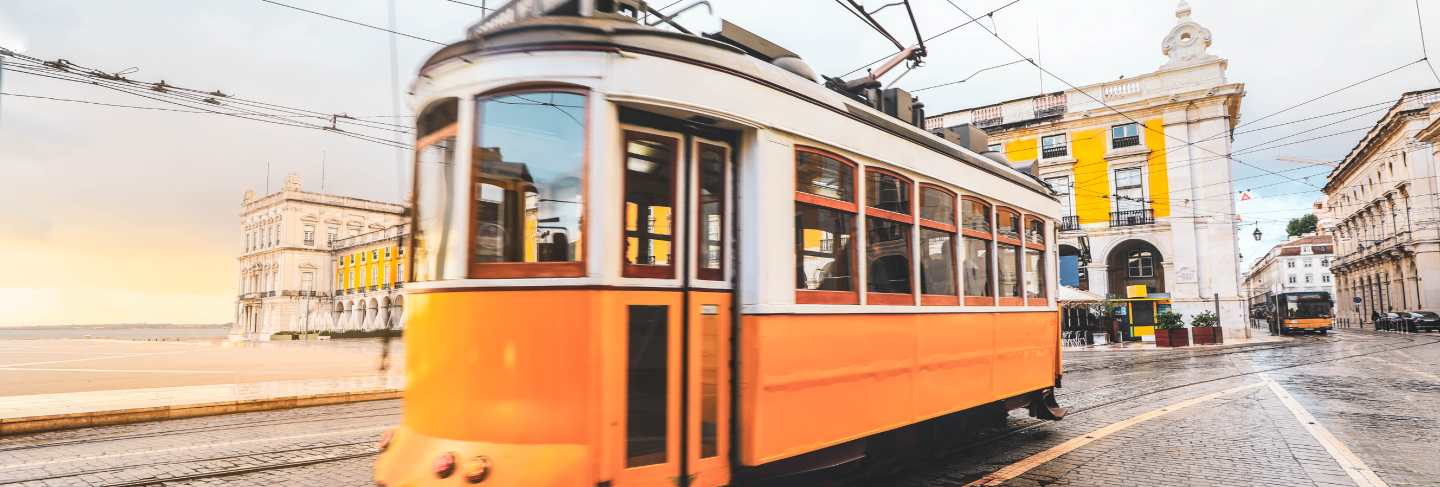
[618,125,734,487]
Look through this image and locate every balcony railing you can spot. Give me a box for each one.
[1112,135,1140,149]
[1110,209,1154,227]
[1061,215,1081,231]
[1041,145,1068,159]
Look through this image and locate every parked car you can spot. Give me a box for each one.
[1403,311,1440,332]
[1376,312,1404,331]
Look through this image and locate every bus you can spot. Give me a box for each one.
[1264,292,1334,335]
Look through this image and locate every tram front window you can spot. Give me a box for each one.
[411,97,458,282]
[471,91,586,274]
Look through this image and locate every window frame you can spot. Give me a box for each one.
[995,206,1025,306]
[795,146,860,305]
[918,184,959,305]
[1111,122,1141,149]
[863,167,916,305]
[463,86,590,279]
[694,140,729,282]
[621,130,682,279]
[960,196,996,306]
[1023,215,1048,305]
[1040,133,1068,159]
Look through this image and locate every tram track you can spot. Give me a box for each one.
[0,403,400,453]
[0,441,377,486]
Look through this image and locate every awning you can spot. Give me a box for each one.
[1058,286,1106,302]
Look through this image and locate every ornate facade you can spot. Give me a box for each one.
[1324,89,1440,328]
[232,174,410,340]
[1242,234,1336,299]
[925,2,1249,339]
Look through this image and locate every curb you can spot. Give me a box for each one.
[1065,336,1292,353]
[0,389,402,436]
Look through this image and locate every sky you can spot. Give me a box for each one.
[1,0,1437,325]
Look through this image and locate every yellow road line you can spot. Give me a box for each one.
[1263,376,1388,487]
[964,382,1265,487]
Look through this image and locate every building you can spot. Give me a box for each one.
[1242,234,1336,300]
[925,1,1248,339]
[233,173,410,339]
[1324,89,1440,327]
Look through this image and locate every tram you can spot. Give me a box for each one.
[1260,292,1334,335]
[375,2,1065,485]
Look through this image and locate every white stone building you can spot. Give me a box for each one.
[233,174,409,339]
[1325,89,1440,327]
[1242,234,1336,300]
[924,2,1249,339]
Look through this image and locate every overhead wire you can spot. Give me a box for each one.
[255,0,445,46]
[837,0,1022,79]
[1415,0,1440,85]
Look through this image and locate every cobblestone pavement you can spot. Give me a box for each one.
[1,329,1435,486]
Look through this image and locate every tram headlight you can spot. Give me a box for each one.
[434,452,457,479]
[463,456,493,484]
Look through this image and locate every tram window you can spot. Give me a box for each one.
[700,312,720,458]
[963,236,993,298]
[962,199,991,233]
[626,305,668,468]
[796,150,854,201]
[1025,249,1045,299]
[470,91,586,276]
[795,205,854,292]
[412,97,459,282]
[920,228,956,296]
[866,218,912,295]
[1025,216,1045,244]
[998,243,1022,298]
[623,132,678,277]
[866,170,910,214]
[997,209,1020,240]
[698,143,727,281]
[920,186,955,224]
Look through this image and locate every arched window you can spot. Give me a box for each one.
[995,207,1023,305]
[1024,216,1047,304]
[795,147,857,304]
[864,168,914,304]
[919,184,958,305]
[961,197,994,305]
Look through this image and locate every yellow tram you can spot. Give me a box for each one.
[375,2,1065,485]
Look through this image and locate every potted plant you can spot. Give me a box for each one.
[1190,311,1221,345]
[1154,311,1188,347]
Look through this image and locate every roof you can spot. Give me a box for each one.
[1325,88,1440,191]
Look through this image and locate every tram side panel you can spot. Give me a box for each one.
[738,310,1058,466]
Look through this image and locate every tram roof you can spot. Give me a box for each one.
[420,13,1057,200]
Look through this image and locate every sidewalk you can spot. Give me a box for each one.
[1064,331,1288,352]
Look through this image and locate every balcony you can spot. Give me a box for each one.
[1110,209,1154,227]
[1041,145,1068,159]
[1112,135,1140,149]
[1061,215,1081,231]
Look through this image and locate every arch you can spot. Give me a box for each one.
[366,298,381,330]
[1105,238,1165,298]
[389,295,405,329]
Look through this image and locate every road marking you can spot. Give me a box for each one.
[964,382,1265,487]
[0,426,387,471]
[1263,377,1389,487]
[0,350,193,368]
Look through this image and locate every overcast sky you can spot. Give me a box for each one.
[2,1,1436,325]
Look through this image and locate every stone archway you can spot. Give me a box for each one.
[365,299,381,330]
[1106,239,1165,298]
[389,295,404,329]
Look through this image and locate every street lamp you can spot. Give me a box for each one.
[1252,227,1263,241]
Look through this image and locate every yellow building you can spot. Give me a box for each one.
[925,2,1249,340]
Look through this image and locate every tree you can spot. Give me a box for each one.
[1286,214,1318,237]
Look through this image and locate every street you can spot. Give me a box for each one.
[1,329,1436,486]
